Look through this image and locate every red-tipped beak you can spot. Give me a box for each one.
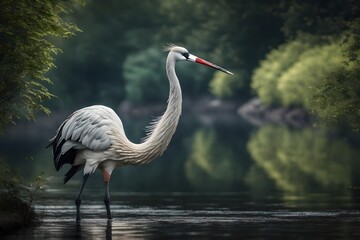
[188,54,233,75]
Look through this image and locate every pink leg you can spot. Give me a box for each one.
[102,170,112,219]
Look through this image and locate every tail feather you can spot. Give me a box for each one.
[64,165,82,184]
[48,121,78,171]
[48,120,69,170]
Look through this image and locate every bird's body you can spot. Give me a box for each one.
[48,45,232,220]
[54,102,180,181]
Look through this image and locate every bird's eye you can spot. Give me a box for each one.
[182,52,189,59]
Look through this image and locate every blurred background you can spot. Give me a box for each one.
[1,0,360,199]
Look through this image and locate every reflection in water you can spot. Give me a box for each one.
[185,129,239,191]
[1,114,360,194]
[76,221,81,238]
[106,220,112,240]
[74,220,112,239]
[3,113,360,238]
[247,126,358,195]
[5,192,360,239]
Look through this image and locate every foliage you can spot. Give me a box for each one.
[210,71,245,99]
[252,38,314,105]
[158,0,284,99]
[280,0,360,38]
[0,0,83,132]
[24,0,358,131]
[247,126,356,193]
[123,46,228,103]
[123,47,168,103]
[0,159,45,235]
[253,36,342,107]
[251,0,360,130]
[311,23,360,130]
[46,0,164,108]
[278,42,341,107]
[39,0,287,107]
[0,160,22,196]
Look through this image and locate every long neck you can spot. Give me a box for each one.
[125,53,182,164]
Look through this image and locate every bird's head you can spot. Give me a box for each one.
[166,44,233,75]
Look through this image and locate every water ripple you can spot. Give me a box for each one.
[6,193,360,239]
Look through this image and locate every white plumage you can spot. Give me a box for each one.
[50,105,125,174]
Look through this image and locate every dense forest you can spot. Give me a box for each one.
[1,0,359,131]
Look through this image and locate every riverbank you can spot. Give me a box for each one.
[0,159,41,237]
[0,193,39,237]
[0,212,27,236]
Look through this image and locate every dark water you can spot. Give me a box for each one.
[5,191,360,239]
[2,112,360,238]
[2,112,360,194]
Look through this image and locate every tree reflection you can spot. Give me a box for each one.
[185,129,242,191]
[247,126,358,194]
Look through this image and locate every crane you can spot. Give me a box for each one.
[48,45,233,220]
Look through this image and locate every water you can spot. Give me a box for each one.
[2,112,360,193]
[5,192,360,239]
[2,112,360,238]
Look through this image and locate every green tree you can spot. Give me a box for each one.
[158,0,284,99]
[252,0,360,130]
[252,38,313,105]
[280,0,359,38]
[123,47,168,103]
[253,36,342,108]
[47,0,164,108]
[277,42,341,107]
[46,0,285,105]
[312,23,360,130]
[210,71,245,98]
[123,46,217,103]
[0,0,83,132]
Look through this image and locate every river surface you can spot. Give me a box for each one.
[4,191,360,239]
[2,112,360,239]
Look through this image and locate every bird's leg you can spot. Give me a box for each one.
[103,170,112,219]
[75,173,90,221]
[104,182,112,219]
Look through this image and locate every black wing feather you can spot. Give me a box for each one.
[64,165,82,184]
[47,120,73,171]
